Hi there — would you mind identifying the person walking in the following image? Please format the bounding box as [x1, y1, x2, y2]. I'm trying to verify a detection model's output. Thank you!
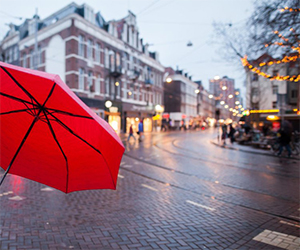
[221, 123, 227, 145]
[277, 121, 292, 157]
[228, 123, 236, 144]
[127, 124, 136, 142]
[138, 119, 144, 141]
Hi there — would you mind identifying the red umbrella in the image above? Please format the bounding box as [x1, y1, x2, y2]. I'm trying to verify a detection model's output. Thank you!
[0, 62, 124, 193]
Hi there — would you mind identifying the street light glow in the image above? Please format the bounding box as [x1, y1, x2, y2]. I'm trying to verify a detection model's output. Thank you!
[105, 100, 112, 108]
[235, 101, 240, 104]
[209, 94, 214, 99]
[224, 105, 229, 108]
[195, 89, 200, 94]
[220, 101, 225, 105]
[228, 94, 233, 98]
[166, 77, 172, 83]
[115, 81, 120, 86]
[222, 86, 227, 90]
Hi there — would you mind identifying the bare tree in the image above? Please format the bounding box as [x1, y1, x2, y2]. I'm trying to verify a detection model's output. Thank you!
[248, 0, 300, 58]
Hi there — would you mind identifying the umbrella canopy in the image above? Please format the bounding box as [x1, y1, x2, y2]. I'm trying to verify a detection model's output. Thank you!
[0, 62, 125, 193]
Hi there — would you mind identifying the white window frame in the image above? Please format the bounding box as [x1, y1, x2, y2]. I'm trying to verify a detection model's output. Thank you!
[78, 35, 84, 57]
[95, 74, 101, 94]
[79, 68, 85, 90]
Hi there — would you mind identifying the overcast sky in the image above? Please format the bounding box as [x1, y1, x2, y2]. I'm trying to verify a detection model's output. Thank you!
[0, 0, 254, 93]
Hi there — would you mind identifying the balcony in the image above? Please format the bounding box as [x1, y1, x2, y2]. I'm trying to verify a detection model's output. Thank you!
[109, 65, 122, 78]
[128, 70, 140, 80]
[145, 78, 154, 85]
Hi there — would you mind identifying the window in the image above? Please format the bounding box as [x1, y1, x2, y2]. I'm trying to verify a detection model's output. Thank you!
[291, 90, 298, 98]
[37, 46, 42, 65]
[23, 53, 27, 67]
[129, 54, 133, 70]
[29, 50, 34, 68]
[272, 85, 278, 95]
[104, 48, 109, 68]
[123, 81, 127, 98]
[252, 73, 258, 81]
[8, 48, 13, 62]
[95, 43, 100, 63]
[111, 79, 115, 98]
[105, 78, 109, 96]
[79, 68, 85, 90]
[272, 101, 277, 108]
[88, 71, 93, 91]
[116, 53, 121, 71]
[109, 50, 115, 71]
[78, 35, 84, 57]
[87, 39, 93, 60]
[95, 74, 101, 94]
[116, 81, 121, 97]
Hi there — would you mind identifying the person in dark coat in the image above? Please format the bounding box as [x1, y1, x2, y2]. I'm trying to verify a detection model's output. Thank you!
[221, 123, 227, 145]
[228, 124, 236, 144]
[277, 122, 292, 157]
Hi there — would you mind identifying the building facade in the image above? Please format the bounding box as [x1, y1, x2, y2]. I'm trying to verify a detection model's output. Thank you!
[244, 53, 299, 129]
[209, 76, 235, 119]
[163, 67, 198, 129]
[0, 2, 165, 134]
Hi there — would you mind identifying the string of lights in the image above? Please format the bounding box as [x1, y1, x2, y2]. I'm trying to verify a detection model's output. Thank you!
[279, 7, 300, 12]
[241, 55, 300, 82]
[258, 54, 299, 67]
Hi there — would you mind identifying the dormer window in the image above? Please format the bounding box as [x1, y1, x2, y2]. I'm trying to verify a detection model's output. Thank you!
[28, 19, 37, 36]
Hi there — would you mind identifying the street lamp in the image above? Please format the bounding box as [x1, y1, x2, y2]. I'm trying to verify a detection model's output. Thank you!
[105, 100, 112, 108]
[220, 101, 225, 105]
[209, 94, 214, 99]
[166, 77, 172, 83]
[222, 86, 227, 90]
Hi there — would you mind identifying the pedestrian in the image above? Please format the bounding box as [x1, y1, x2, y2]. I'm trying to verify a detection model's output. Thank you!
[277, 121, 292, 157]
[138, 119, 144, 141]
[228, 123, 236, 144]
[221, 123, 227, 145]
[127, 124, 136, 142]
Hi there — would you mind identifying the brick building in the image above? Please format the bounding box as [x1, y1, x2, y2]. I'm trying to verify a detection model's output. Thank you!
[0, 2, 164, 134]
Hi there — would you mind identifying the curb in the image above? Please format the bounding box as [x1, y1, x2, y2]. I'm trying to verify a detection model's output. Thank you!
[210, 140, 300, 161]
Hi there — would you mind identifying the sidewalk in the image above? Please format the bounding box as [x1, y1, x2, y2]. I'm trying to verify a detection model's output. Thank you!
[210, 138, 300, 160]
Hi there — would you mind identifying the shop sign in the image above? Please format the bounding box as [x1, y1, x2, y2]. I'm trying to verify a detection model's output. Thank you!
[109, 107, 118, 113]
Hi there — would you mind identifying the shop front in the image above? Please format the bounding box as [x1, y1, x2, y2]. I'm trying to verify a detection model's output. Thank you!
[78, 96, 105, 119]
[122, 103, 155, 133]
[104, 100, 122, 134]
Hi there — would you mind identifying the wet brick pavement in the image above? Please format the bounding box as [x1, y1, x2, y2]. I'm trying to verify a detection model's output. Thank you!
[0, 129, 299, 249]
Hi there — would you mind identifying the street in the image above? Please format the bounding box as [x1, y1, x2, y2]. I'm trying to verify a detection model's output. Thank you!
[0, 128, 299, 250]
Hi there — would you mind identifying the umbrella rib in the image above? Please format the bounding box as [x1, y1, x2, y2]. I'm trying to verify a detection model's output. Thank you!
[0, 108, 34, 116]
[0, 82, 56, 187]
[0, 92, 39, 107]
[0, 66, 41, 106]
[46, 111, 116, 189]
[43, 110, 69, 193]
[46, 112, 102, 155]
[46, 108, 94, 119]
